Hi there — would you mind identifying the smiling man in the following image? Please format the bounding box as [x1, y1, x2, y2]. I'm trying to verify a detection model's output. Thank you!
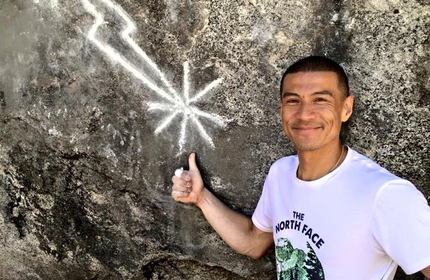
[171, 56, 430, 280]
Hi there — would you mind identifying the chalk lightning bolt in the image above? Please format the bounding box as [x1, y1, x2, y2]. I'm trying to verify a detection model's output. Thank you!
[81, 0, 225, 150]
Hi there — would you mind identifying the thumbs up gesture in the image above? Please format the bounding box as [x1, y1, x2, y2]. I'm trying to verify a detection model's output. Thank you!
[172, 153, 205, 206]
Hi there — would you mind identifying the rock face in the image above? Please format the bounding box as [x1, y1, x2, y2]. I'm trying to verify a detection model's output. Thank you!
[0, 0, 428, 279]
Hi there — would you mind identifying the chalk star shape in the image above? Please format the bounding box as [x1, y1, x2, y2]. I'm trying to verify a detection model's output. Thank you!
[148, 61, 225, 150]
[81, 0, 225, 150]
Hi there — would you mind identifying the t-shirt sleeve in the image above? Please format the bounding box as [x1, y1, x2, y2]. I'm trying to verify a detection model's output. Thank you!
[252, 173, 274, 233]
[371, 179, 430, 275]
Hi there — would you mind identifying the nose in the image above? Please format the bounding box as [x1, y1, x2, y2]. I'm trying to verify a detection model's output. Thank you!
[296, 101, 315, 121]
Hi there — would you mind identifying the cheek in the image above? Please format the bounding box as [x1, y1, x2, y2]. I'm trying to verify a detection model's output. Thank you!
[281, 108, 292, 120]
[318, 106, 339, 120]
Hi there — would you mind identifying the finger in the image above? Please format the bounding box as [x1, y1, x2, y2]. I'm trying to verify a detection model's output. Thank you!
[172, 190, 189, 200]
[172, 175, 182, 184]
[172, 175, 191, 185]
[173, 168, 190, 182]
[188, 153, 198, 172]
[172, 184, 191, 193]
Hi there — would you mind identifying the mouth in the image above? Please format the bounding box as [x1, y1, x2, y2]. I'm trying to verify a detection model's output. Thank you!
[292, 126, 321, 131]
[290, 125, 322, 135]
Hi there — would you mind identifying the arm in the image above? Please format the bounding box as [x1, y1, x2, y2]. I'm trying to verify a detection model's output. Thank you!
[172, 153, 274, 259]
[422, 266, 430, 278]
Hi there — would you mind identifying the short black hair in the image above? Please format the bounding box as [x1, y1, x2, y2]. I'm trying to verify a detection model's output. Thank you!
[280, 56, 350, 99]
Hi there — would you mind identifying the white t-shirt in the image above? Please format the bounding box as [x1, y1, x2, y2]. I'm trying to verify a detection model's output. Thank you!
[252, 147, 430, 280]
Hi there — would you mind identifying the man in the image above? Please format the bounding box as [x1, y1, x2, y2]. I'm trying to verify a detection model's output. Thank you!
[171, 56, 430, 279]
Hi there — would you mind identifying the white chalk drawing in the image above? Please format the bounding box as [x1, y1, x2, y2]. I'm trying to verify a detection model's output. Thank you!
[81, 0, 225, 150]
[148, 61, 225, 149]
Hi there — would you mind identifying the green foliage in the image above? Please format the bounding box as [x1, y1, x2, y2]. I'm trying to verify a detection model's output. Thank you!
[275, 238, 325, 280]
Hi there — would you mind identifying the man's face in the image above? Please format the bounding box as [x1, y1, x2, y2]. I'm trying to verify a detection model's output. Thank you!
[280, 71, 353, 152]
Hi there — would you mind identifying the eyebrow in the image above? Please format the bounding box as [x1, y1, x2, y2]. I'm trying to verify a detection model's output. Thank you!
[281, 92, 298, 99]
[281, 90, 334, 100]
[313, 90, 334, 97]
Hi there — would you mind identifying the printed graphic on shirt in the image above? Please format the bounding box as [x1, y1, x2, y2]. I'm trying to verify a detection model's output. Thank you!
[274, 211, 325, 280]
[275, 211, 325, 249]
[276, 238, 325, 280]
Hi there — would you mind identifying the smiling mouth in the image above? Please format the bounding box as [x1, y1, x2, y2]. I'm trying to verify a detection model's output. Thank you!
[290, 126, 323, 136]
[293, 126, 321, 131]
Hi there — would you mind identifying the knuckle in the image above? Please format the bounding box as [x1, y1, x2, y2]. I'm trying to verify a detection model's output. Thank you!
[172, 191, 185, 200]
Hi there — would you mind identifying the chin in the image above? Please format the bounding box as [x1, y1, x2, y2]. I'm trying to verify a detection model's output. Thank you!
[288, 136, 318, 149]
[291, 141, 321, 151]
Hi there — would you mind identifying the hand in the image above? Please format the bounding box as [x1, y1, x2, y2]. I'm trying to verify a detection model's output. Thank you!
[171, 153, 205, 205]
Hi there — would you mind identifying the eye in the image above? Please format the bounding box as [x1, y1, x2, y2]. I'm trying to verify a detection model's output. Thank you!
[284, 99, 299, 105]
[314, 97, 328, 103]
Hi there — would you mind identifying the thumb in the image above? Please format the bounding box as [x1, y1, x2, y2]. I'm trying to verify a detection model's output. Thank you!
[188, 153, 199, 171]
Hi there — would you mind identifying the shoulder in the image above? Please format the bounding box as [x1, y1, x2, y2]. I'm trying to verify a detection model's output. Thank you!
[336, 148, 419, 199]
[376, 179, 423, 205]
[269, 154, 298, 174]
[345, 148, 403, 183]
[262, 155, 298, 183]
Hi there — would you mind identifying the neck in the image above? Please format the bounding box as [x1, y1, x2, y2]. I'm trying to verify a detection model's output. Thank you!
[296, 144, 346, 181]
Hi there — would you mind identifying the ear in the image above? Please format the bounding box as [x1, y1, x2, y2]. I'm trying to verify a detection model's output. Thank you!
[341, 95, 354, 122]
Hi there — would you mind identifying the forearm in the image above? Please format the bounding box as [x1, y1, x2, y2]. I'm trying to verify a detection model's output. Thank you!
[196, 188, 271, 258]
[171, 153, 273, 258]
